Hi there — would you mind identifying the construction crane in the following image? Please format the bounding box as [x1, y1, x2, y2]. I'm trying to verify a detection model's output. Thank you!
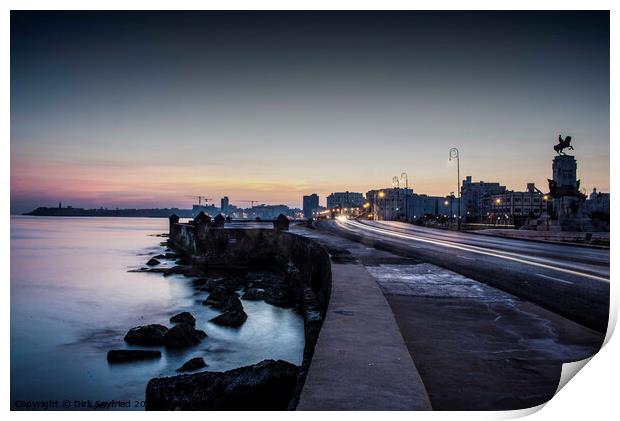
[185, 195, 213, 206]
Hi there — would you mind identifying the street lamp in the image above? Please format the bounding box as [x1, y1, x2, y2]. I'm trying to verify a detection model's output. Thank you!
[378, 191, 386, 220]
[449, 148, 461, 230]
[449, 192, 454, 226]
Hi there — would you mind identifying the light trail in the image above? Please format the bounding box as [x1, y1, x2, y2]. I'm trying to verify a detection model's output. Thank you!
[337, 219, 609, 282]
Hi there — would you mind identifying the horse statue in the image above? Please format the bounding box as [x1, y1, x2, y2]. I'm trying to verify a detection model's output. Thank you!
[554, 134, 574, 155]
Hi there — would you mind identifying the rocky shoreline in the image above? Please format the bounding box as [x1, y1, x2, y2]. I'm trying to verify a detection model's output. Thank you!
[112, 222, 329, 410]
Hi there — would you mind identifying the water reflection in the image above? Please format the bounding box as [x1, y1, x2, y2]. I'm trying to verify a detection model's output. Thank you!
[11, 216, 304, 410]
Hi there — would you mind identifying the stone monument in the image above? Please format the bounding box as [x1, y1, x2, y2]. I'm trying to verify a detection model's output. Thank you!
[540, 135, 591, 231]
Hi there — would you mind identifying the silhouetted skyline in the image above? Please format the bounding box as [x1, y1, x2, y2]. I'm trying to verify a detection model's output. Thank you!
[11, 11, 609, 213]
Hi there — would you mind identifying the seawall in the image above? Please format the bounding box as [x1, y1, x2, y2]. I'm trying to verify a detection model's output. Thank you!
[168, 217, 431, 410]
[169, 218, 331, 408]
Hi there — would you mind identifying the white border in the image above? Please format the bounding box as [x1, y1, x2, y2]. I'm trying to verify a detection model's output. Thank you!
[3, 2, 617, 420]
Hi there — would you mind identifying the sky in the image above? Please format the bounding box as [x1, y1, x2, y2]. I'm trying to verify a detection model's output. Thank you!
[10, 11, 609, 213]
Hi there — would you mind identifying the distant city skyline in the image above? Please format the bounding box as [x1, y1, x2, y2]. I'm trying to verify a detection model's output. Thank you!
[11, 11, 609, 213]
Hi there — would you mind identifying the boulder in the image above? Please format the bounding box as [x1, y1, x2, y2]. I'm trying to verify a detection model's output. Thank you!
[265, 289, 295, 308]
[209, 309, 248, 327]
[107, 350, 161, 363]
[164, 265, 196, 277]
[163, 323, 207, 348]
[145, 359, 299, 410]
[202, 287, 238, 306]
[242, 287, 266, 301]
[177, 357, 207, 372]
[214, 294, 243, 312]
[146, 258, 161, 266]
[170, 312, 196, 326]
[124, 324, 168, 345]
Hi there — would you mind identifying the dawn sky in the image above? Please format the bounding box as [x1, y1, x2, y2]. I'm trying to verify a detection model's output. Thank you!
[10, 11, 609, 213]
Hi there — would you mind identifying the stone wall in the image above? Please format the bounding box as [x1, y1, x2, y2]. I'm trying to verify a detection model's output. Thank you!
[168, 221, 332, 409]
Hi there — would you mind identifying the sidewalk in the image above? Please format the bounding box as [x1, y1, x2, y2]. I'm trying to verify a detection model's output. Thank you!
[296, 262, 432, 410]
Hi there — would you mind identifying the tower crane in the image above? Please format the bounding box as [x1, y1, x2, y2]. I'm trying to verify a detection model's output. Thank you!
[185, 195, 213, 206]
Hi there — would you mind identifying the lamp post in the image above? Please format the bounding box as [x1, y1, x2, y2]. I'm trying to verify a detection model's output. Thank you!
[449, 148, 461, 230]
[450, 192, 454, 227]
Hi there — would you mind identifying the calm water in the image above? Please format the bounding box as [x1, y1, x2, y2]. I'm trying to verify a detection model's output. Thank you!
[11, 216, 304, 410]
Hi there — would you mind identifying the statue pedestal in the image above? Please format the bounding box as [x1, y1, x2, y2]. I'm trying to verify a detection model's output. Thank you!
[552, 155, 578, 193]
[540, 155, 591, 231]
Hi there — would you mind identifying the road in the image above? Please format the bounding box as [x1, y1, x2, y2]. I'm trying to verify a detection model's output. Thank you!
[322, 219, 610, 332]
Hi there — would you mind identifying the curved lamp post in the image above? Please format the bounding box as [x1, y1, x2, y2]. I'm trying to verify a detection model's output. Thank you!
[449, 148, 461, 230]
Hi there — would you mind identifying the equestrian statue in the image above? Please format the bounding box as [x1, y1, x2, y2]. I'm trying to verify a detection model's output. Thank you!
[554, 134, 574, 155]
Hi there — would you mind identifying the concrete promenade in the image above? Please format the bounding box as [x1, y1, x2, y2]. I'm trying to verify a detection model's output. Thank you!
[297, 261, 432, 410]
[292, 224, 604, 410]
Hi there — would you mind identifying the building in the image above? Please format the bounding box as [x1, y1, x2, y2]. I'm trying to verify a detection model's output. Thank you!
[191, 204, 219, 218]
[482, 183, 544, 226]
[366, 188, 413, 220]
[460, 176, 507, 220]
[326, 191, 365, 210]
[220, 196, 229, 214]
[585, 188, 610, 214]
[405, 194, 463, 221]
[302, 194, 320, 219]
[251, 204, 293, 220]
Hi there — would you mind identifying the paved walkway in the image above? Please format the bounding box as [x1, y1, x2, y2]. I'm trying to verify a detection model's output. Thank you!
[296, 261, 431, 410]
[292, 225, 603, 411]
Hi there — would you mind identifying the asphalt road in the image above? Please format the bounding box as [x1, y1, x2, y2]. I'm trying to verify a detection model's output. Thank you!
[321, 219, 610, 332]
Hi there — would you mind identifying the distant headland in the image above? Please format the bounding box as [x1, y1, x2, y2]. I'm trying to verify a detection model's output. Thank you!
[22, 206, 194, 218]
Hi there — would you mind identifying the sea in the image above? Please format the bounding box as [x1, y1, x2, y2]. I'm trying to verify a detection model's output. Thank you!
[10, 216, 304, 410]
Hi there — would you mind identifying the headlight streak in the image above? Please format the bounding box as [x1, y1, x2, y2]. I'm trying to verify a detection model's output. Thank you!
[335, 219, 608, 282]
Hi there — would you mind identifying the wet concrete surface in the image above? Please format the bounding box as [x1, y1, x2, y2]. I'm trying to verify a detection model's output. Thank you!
[368, 264, 603, 410]
[324, 219, 609, 333]
[292, 226, 604, 410]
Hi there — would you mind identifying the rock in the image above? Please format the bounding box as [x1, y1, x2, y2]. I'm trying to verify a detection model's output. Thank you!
[242, 271, 294, 308]
[164, 265, 194, 277]
[164, 252, 178, 259]
[199, 276, 245, 292]
[163, 323, 207, 348]
[242, 287, 266, 301]
[202, 287, 238, 306]
[170, 312, 196, 326]
[177, 357, 207, 372]
[265, 289, 295, 308]
[209, 309, 248, 327]
[146, 258, 161, 266]
[154, 254, 166, 259]
[107, 350, 161, 363]
[146, 268, 169, 273]
[145, 359, 299, 410]
[124, 324, 168, 345]
[216, 294, 243, 312]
